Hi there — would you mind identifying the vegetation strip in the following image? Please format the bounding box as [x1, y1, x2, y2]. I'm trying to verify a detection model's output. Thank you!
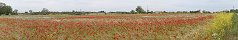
[205, 13, 238, 40]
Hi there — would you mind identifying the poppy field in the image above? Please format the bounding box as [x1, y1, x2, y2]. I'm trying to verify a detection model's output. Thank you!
[0, 13, 237, 40]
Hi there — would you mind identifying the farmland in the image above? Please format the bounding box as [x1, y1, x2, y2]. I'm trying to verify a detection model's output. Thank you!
[0, 13, 237, 40]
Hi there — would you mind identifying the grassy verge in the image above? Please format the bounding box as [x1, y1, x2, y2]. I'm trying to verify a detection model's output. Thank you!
[223, 13, 238, 40]
[206, 13, 238, 40]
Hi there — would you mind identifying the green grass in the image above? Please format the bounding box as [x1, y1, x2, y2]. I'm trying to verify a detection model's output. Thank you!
[206, 13, 238, 40]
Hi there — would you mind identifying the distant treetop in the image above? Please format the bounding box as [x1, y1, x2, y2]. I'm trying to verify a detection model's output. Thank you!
[135, 6, 146, 14]
[0, 2, 6, 7]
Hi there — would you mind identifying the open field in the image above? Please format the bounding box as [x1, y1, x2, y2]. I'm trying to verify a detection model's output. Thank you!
[0, 13, 237, 40]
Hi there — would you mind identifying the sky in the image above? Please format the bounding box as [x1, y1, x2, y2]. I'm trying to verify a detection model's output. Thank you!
[1, 0, 237, 12]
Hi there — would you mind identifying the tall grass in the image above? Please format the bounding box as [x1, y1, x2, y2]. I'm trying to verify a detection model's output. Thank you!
[206, 13, 238, 40]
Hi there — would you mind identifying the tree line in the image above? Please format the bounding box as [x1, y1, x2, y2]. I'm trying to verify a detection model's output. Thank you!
[1, 2, 238, 15]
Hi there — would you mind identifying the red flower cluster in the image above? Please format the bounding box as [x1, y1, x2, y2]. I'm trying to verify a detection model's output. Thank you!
[0, 14, 214, 39]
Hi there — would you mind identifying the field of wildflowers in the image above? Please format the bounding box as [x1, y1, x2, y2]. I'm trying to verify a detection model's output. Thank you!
[0, 13, 237, 40]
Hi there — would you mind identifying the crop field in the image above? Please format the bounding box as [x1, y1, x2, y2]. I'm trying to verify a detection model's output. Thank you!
[0, 13, 237, 40]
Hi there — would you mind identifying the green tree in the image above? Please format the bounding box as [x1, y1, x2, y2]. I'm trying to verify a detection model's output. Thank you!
[135, 6, 146, 14]
[0, 5, 12, 15]
[230, 9, 238, 13]
[41, 8, 49, 15]
[130, 10, 136, 14]
[12, 9, 18, 15]
[29, 10, 33, 13]
[236, 9, 238, 13]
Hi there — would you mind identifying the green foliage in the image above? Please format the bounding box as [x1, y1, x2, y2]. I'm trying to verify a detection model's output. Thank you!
[11, 9, 18, 15]
[130, 10, 136, 14]
[41, 8, 49, 15]
[230, 9, 238, 13]
[25, 12, 28, 13]
[223, 13, 238, 40]
[206, 13, 238, 40]
[135, 6, 146, 14]
[0, 5, 12, 15]
[29, 10, 33, 13]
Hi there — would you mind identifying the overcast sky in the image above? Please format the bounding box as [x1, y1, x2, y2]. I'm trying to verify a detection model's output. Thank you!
[1, 0, 237, 12]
